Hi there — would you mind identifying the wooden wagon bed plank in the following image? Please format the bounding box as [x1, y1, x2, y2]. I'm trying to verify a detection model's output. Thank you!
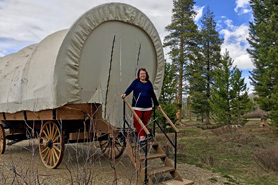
[4, 112, 25, 120]
[0, 113, 4, 120]
[1, 103, 101, 121]
[26, 110, 53, 120]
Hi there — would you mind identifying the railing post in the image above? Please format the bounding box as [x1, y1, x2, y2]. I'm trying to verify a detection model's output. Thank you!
[144, 140, 148, 184]
[123, 101, 126, 137]
[175, 131, 177, 169]
[153, 105, 156, 137]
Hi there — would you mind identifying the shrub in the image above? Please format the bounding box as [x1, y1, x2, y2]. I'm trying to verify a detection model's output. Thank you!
[243, 108, 268, 118]
[211, 125, 240, 136]
[252, 148, 278, 172]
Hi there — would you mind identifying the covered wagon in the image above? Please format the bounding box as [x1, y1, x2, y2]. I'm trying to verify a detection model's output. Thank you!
[0, 3, 191, 185]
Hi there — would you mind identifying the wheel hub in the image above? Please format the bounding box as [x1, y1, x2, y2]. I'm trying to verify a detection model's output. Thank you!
[46, 139, 53, 149]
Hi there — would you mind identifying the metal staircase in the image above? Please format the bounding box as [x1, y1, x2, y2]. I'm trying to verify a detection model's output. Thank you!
[123, 99, 194, 185]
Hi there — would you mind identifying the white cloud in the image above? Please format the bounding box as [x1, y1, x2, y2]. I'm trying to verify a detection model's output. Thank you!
[220, 18, 253, 70]
[194, 5, 205, 22]
[0, 0, 173, 56]
[234, 0, 251, 14]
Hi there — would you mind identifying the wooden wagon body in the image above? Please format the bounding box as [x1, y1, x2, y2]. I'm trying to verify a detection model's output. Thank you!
[0, 2, 164, 169]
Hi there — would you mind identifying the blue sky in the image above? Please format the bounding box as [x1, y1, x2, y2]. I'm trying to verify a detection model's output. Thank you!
[194, 0, 253, 90]
[0, 0, 253, 91]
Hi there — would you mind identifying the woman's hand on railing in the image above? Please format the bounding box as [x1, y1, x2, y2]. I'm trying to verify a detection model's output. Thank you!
[121, 94, 126, 99]
[157, 105, 161, 110]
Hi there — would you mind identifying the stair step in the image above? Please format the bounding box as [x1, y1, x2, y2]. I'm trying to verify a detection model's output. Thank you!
[147, 166, 175, 176]
[140, 153, 166, 161]
[162, 179, 194, 185]
[131, 141, 158, 147]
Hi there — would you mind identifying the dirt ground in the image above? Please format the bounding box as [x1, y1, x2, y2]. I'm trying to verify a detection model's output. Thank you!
[0, 139, 234, 185]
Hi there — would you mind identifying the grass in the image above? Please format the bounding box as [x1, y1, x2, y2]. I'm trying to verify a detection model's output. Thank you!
[156, 119, 278, 185]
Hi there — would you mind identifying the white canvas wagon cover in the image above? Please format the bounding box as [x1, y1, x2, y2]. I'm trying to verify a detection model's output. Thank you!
[0, 3, 164, 127]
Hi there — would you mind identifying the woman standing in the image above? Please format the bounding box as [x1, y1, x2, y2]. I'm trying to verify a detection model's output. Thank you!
[121, 68, 161, 142]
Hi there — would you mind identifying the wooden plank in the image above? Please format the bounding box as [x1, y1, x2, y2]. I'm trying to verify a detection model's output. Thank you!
[140, 153, 166, 161]
[56, 107, 84, 120]
[95, 118, 116, 135]
[26, 110, 53, 120]
[159, 108, 179, 133]
[4, 112, 24, 120]
[123, 98, 150, 135]
[69, 132, 90, 140]
[56, 104, 99, 120]
[162, 179, 194, 185]
[147, 166, 175, 176]
[8, 129, 26, 134]
[152, 138, 183, 181]
[1, 103, 101, 121]
[0, 113, 4, 120]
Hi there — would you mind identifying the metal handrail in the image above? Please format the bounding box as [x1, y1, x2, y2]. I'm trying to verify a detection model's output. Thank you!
[123, 98, 150, 135]
[153, 106, 178, 169]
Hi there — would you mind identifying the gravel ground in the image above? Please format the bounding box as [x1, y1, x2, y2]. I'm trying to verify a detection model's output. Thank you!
[0, 139, 235, 185]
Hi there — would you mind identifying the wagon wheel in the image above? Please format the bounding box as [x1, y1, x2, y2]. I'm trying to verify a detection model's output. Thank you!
[39, 121, 65, 169]
[0, 124, 6, 154]
[99, 134, 125, 159]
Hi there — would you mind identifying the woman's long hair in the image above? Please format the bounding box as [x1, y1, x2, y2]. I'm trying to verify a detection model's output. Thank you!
[136, 68, 149, 81]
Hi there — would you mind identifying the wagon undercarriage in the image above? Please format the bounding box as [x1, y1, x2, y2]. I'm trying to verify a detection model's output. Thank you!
[0, 103, 125, 169]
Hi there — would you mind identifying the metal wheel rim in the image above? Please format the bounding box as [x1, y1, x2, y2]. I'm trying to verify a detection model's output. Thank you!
[99, 137, 125, 159]
[39, 121, 64, 168]
[0, 124, 5, 154]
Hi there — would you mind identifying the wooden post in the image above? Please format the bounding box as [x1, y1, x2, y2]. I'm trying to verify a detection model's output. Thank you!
[159, 108, 179, 133]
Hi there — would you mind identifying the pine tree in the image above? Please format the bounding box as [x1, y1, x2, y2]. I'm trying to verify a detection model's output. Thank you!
[210, 50, 252, 125]
[164, 0, 199, 123]
[188, 51, 206, 122]
[189, 7, 223, 124]
[157, 63, 178, 128]
[248, 0, 278, 125]
[210, 50, 236, 125]
[230, 69, 253, 125]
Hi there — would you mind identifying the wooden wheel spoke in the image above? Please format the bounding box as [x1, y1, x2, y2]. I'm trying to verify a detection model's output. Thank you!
[102, 142, 110, 152]
[53, 127, 58, 139]
[52, 135, 60, 143]
[51, 124, 55, 139]
[52, 147, 59, 160]
[53, 146, 61, 153]
[41, 136, 48, 143]
[52, 151, 57, 165]
[48, 150, 52, 166]
[41, 146, 48, 154]
[43, 130, 49, 140]
[45, 125, 50, 138]
[48, 124, 52, 139]
[115, 145, 121, 153]
[43, 149, 50, 160]
[99, 141, 106, 148]
[99, 137, 125, 159]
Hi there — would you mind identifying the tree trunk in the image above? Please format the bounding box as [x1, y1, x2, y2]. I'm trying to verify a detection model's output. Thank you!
[205, 42, 211, 125]
[188, 96, 191, 121]
[177, 38, 184, 123]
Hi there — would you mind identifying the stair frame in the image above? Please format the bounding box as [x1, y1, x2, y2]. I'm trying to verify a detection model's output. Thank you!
[122, 100, 185, 184]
